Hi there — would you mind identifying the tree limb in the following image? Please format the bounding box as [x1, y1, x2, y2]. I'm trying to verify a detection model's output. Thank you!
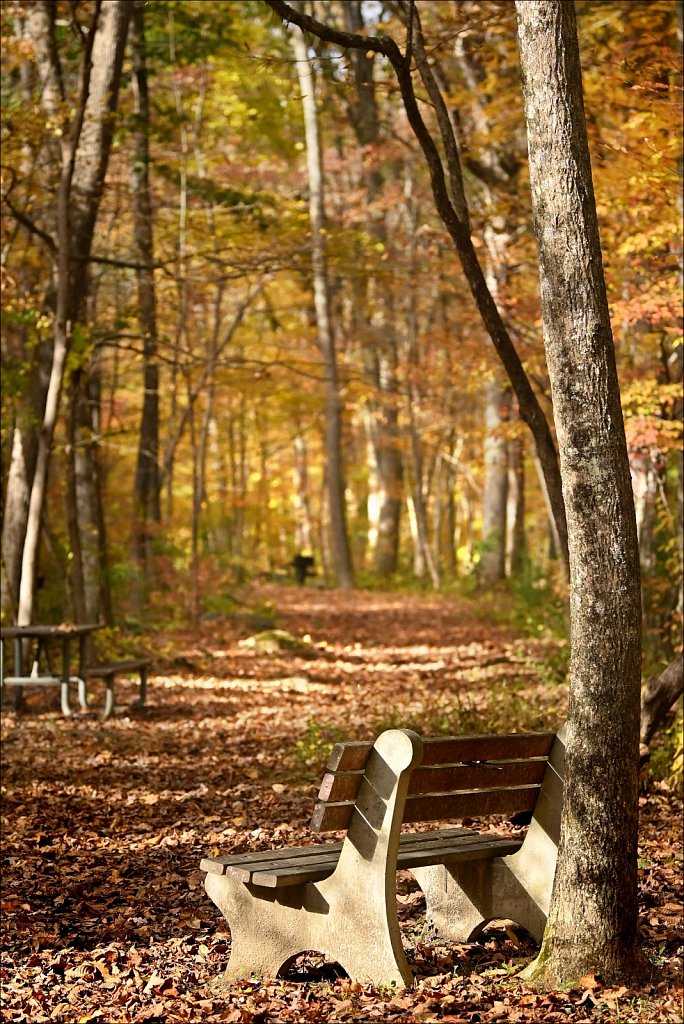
[640, 653, 684, 754]
[1, 194, 57, 255]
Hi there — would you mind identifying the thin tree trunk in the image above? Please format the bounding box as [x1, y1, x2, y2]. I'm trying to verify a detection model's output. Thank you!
[18, 0, 131, 626]
[506, 435, 527, 576]
[293, 434, 314, 555]
[130, 0, 161, 594]
[479, 382, 510, 587]
[0, 27, 51, 622]
[290, 17, 353, 589]
[403, 167, 439, 589]
[344, 0, 402, 577]
[516, 0, 645, 986]
[2, 425, 38, 620]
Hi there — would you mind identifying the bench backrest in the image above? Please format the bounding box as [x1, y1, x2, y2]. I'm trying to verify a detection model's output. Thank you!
[311, 730, 556, 833]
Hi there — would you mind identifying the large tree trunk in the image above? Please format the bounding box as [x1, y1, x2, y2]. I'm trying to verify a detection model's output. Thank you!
[291, 19, 353, 588]
[516, 0, 645, 986]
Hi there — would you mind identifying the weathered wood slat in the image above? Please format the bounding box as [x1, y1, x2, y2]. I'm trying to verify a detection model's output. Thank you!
[327, 740, 375, 772]
[83, 658, 149, 678]
[205, 828, 521, 888]
[327, 731, 555, 772]
[420, 733, 555, 765]
[398, 832, 521, 867]
[318, 758, 548, 803]
[200, 842, 343, 875]
[403, 786, 539, 822]
[200, 823, 481, 880]
[249, 833, 523, 888]
[229, 851, 340, 883]
[312, 784, 539, 833]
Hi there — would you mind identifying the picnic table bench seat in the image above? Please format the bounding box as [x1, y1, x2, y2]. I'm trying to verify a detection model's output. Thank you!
[202, 726, 565, 989]
[80, 658, 150, 718]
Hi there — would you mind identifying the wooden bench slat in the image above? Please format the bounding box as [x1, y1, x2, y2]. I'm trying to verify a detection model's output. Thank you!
[420, 732, 555, 766]
[205, 849, 340, 881]
[312, 784, 540, 833]
[83, 659, 149, 678]
[318, 758, 548, 803]
[249, 833, 524, 888]
[399, 832, 521, 867]
[201, 828, 478, 880]
[326, 731, 555, 772]
[200, 842, 343, 875]
[403, 786, 540, 823]
[209, 828, 522, 889]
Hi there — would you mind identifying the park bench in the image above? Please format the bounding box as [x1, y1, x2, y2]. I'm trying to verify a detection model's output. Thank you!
[202, 725, 565, 989]
[80, 658, 150, 719]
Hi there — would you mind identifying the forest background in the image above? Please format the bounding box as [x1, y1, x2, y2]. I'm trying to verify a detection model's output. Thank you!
[1, 0, 682, 664]
[1, 1, 683, 1020]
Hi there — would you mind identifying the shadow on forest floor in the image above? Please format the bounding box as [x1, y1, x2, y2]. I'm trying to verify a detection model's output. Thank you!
[1, 585, 682, 1022]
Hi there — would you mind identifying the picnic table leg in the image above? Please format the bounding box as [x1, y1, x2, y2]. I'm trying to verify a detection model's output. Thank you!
[132, 665, 147, 708]
[77, 633, 89, 710]
[13, 637, 25, 711]
[102, 674, 116, 719]
[59, 636, 74, 717]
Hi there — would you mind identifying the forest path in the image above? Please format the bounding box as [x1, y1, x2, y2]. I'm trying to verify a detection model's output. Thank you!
[1, 586, 680, 1022]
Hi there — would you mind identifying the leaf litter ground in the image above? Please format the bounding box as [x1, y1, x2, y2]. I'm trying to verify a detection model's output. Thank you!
[1, 585, 682, 1023]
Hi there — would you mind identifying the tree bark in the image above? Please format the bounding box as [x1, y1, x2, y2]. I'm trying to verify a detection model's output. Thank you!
[290, 17, 354, 588]
[516, 0, 645, 986]
[479, 382, 510, 587]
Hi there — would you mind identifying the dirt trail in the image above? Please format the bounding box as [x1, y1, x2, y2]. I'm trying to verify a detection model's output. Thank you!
[1, 586, 681, 1022]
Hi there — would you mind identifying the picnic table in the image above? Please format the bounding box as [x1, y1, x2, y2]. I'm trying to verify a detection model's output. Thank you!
[0, 623, 101, 717]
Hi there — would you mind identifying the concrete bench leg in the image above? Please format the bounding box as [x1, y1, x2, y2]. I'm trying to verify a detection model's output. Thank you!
[205, 729, 422, 989]
[414, 855, 548, 944]
[205, 867, 412, 988]
[205, 874, 313, 982]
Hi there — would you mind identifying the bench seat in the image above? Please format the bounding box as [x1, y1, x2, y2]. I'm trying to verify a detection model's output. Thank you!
[202, 828, 522, 888]
[80, 658, 150, 718]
